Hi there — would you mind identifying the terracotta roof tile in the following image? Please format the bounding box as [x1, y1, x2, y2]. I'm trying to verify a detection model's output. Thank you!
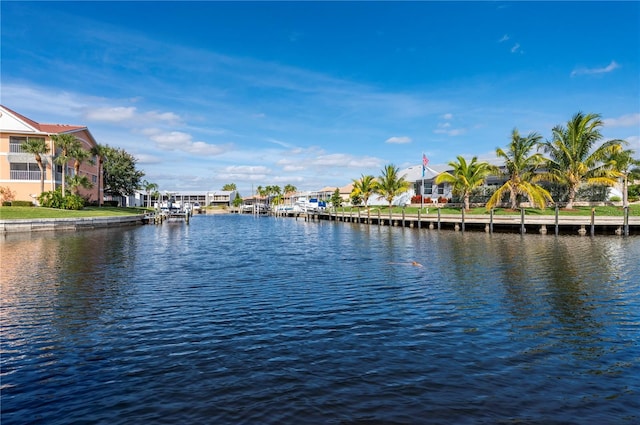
[1, 104, 86, 134]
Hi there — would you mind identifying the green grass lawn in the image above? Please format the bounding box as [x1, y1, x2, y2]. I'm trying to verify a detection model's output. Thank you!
[0, 206, 150, 220]
[2, 204, 638, 220]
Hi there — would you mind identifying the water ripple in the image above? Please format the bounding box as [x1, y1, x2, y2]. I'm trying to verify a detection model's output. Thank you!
[1, 216, 639, 424]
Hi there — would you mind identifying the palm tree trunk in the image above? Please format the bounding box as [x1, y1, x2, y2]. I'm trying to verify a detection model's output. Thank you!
[35, 156, 45, 195]
[98, 159, 103, 206]
[509, 185, 518, 210]
[61, 165, 66, 195]
[623, 175, 628, 208]
[464, 194, 470, 211]
[566, 185, 577, 209]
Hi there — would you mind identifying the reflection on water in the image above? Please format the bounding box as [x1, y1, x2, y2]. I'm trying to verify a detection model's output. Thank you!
[1, 216, 639, 424]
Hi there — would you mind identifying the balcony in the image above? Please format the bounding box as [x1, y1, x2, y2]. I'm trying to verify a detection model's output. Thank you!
[10, 170, 42, 180]
[9, 143, 27, 153]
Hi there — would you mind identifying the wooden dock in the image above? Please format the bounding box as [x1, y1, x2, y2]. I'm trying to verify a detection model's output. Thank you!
[274, 208, 639, 236]
[144, 210, 191, 225]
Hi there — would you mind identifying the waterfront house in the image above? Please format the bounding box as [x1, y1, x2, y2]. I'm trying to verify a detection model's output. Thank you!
[0, 105, 100, 204]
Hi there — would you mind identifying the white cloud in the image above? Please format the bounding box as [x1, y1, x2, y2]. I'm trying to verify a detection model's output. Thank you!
[142, 128, 232, 156]
[434, 126, 466, 136]
[85, 106, 182, 125]
[434, 120, 465, 136]
[215, 165, 271, 182]
[267, 138, 295, 148]
[626, 135, 640, 151]
[311, 154, 381, 168]
[283, 165, 304, 172]
[1, 83, 86, 118]
[385, 136, 412, 144]
[442, 113, 453, 120]
[498, 34, 509, 43]
[603, 113, 640, 127]
[85, 106, 136, 122]
[571, 60, 620, 77]
[222, 165, 271, 174]
[511, 43, 521, 53]
[134, 153, 163, 164]
[145, 110, 181, 124]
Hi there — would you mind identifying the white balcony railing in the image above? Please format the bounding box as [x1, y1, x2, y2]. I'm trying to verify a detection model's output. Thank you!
[10, 170, 42, 180]
[9, 143, 27, 153]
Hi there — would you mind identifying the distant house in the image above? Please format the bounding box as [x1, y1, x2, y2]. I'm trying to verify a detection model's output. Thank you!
[0, 105, 100, 203]
[208, 190, 237, 206]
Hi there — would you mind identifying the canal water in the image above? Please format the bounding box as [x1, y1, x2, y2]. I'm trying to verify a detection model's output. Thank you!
[1, 215, 639, 424]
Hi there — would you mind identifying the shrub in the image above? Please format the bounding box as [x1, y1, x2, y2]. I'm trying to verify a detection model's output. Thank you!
[0, 186, 16, 203]
[39, 190, 65, 208]
[609, 196, 622, 202]
[38, 189, 85, 210]
[11, 200, 34, 207]
[438, 196, 449, 204]
[2, 201, 12, 206]
[104, 200, 119, 207]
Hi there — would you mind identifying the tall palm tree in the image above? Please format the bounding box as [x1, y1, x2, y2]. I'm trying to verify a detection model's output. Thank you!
[351, 174, 378, 209]
[22, 137, 50, 195]
[272, 185, 282, 205]
[608, 148, 640, 207]
[52, 134, 81, 196]
[284, 184, 297, 205]
[486, 129, 553, 210]
[90, 144, 108, 206]
[540, 112, 623, 209]
[142, 180, 159, 208]
[435, 156, 492, 210]
[375, 164, 410, 212]
[70, 143, 91, 176]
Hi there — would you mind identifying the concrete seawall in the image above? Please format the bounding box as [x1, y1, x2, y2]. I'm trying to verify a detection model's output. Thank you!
[1, 215, 145, 234]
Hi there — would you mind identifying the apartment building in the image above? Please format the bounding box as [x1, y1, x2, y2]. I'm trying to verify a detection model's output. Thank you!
[0, 105, 100, 203]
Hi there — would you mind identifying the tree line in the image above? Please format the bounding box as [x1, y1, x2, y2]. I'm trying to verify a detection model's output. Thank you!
[22, 133, 145, 209]
[352, 112, 640, 211]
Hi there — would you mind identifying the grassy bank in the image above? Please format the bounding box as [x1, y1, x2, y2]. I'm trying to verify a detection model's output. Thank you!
[0, 206, 149, 220]
[2, 204, 638, 220]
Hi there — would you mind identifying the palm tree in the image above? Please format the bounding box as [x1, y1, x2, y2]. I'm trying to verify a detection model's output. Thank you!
[608, 148, 640, 207]
[90, 144, 108, 206]
[435, 156, 492, 211]
[22, 137, 50, 195]
[67, 174, 93, 195]
[375, 164, 410, 213]
[70, 143, 91, 177]
[272, 185, 282, 205]
[284, 184, 297, 205]
[52, 134, 81, 196]
[351, 174, 378, 209]
[486, 129, 553, 210]
[540, 112, 623, 209]
[142, 180, 159, 208]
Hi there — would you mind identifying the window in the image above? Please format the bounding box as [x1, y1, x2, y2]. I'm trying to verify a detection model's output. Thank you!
[9, 137, 27, 153]
[10, 163, 42, 180]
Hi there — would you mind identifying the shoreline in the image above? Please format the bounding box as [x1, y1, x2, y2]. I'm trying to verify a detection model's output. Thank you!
[0, 215, 145, 234]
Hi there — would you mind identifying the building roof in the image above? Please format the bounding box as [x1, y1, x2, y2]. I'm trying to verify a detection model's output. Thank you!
[0, 104, 88, 135]
[400, 164, 448, 182]
[339, 183, 354, 194]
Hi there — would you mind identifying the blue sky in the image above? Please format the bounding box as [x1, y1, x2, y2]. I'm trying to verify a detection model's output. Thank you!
[2, 1, 639, 196]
